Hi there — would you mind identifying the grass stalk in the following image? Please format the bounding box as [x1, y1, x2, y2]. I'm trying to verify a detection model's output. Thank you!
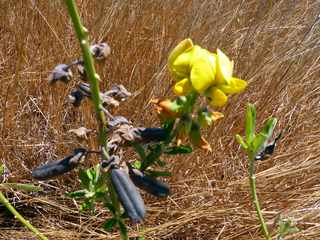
[0, 192, 48, 240]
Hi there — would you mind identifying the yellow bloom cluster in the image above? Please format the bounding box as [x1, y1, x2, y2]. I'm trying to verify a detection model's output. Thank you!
[168, 39, 247, 107]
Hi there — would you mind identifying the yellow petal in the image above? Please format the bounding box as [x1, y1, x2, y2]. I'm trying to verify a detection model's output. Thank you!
[219, 77, 247, 94]
[173, 78, 193, 96]
[168, 39, 193, 79]
[216, 48, 233, 85]
[206, 87, 228, 107]
[190, 55, 215, 94]
[171, 51, 193, 80]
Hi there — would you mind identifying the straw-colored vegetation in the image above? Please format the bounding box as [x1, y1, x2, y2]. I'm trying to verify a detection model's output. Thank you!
[0, 0, 320, 239]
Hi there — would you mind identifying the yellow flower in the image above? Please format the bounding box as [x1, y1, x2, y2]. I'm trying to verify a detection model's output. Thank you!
[168, 39, 247, 107]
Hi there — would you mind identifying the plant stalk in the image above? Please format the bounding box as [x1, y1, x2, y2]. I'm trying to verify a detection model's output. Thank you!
[248, 152, 271, 240]
[64, 0, 122, 235]
[0, 192, 48, 240]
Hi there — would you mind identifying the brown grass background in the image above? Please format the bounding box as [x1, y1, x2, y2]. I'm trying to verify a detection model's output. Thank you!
[0, 0, 320, 239]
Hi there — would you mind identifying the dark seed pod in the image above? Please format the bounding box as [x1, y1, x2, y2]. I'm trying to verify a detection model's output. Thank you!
[110, 167, 145, 223]
[136, 128, 168, 142]
[48, 64, 73, 85]
[90, 43, 111, 60]
[128, 167, 170, 197]
[32, 148, 87, 180]
[67, 90, 85, 107]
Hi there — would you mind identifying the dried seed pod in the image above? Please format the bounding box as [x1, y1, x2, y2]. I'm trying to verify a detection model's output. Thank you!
[111, 167, 145, 223]
[48, 64, 73, 85]
[77, 61, 87, 80]
[67, 90, 85, 107]
[78, 82, 92, 97]
[128, 167, 170, 197]
[107, 116, 130, 130]
[90, 43, 111, 60]
[32, 148, 87, 180]
[105, 85, 132, 102]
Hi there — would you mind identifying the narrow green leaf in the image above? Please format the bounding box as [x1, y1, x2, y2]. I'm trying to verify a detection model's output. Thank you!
[79, 169, 92, 188]
[245, 103, 256, 145]
[146, 170, 172, 178]
[118, 219, 128, 240]
[0, 164, 4, 176]
[102, 218, 117, 232]
[164, 145, 192, 154]
[132, 143, 146, 161]
[252, 117, 277, 154]
[141, 144, 162, 171]
[235, 134, 248, 150]
[0, 183, 43, 192]
[104, 202, 116, 215]
[66, 189, 88, 198]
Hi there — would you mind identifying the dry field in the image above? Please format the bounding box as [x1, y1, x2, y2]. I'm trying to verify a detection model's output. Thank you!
[0, 0, 320, 239]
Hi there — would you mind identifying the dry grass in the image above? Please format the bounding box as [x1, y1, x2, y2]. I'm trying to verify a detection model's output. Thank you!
[0, 0, 320, 239]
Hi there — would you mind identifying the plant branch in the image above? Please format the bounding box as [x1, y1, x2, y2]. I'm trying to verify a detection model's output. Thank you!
[0, 192, 48, 240]
[248, 152, 271, 240]
[64, 0, 122, 233]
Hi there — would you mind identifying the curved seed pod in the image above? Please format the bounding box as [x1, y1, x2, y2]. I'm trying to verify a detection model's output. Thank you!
[111, 167, 145, 223]
[128, 167, 170, 197]
[48, 64, 73, 85]
[32, 148, 87, 180]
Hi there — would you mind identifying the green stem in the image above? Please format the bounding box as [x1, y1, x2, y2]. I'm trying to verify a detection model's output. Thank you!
[248, 152, 271, 240]
[0, 192, 48, 240]
[64, 0, 122, 237]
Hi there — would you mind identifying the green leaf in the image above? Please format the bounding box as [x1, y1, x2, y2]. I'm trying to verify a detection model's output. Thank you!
[235, 134, 248, 150]
[146, 170, 172, 178]
[141, 144, 162, 171]
[162, 119, 175, 134]
[79, 169, 92, 189]
[164, 145, 192, 154]
[132, 143, 146, 161]
[66, 189, 88, 198]
[93, 164, 100, 184]
[104, 202, 116, 215]
[118, 219, 128, 240]
[277, 218, 299, 238]
[133, 160, 142, 170]
[0, 164, 4, 176]
[245, 103, 256, 145]
[102, 218, 117, 232]
[252, 117, 277, 154]
[0, 183, 43, 192]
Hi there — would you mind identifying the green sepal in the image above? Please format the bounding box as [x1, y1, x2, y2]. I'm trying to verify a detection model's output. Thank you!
[245, 103, 256, 145]
[235, 134, 248, 150]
